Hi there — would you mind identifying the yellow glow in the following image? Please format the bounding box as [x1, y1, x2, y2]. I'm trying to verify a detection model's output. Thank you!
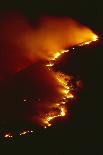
[46, 63, 54, 67]
[84, 41, 92, 45]
[67, 94, 74, 98]
[19, 130, 30, 135]
[79, 34, 98, 46]
[62, 89, 69, 95]
[51, 50, 69, 61]
[42, 105, 67, 127]
[92, 35, 98, 41]
[52, 52, 61, 60]
[60, 107, 66, 116]
[17, 130, 34, 136]
[42, 71, 73, 127]
[61, 50, 69, 53]
[79, 41, 92, 46]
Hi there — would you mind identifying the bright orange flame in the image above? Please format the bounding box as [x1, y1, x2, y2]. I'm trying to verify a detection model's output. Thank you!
[92, 34, 98, 41]
[0, 13, 99, 137]
[43, 105, 67, 127]
[40, 69, 73, 127]
[42, 33, 98, 128]
[79, 34, 98, 46]
[60, 107, 66, 116]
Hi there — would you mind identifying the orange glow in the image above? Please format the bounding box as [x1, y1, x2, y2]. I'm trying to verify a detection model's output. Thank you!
[42, 105, 67, 127]
[42, 33, 98, 128]
[41, 63, 73, 127]
[0, 13, 99, 133]
[52, 52, 61, 60]
[0, 14, 99, 78]
[40, 71, 72, 127]
[18, 17, 99, 63]
[79, 34, 98, 46]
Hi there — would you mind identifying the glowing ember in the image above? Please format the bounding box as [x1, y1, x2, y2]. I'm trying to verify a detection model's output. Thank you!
[4, 133, 13, 138]
[3, 130, 34, 138]
[19, 130, 34, 136]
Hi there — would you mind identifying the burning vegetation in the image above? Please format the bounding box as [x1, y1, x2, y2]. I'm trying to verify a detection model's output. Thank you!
[41, 34, 98, 128]
[0, 12, 98, 138]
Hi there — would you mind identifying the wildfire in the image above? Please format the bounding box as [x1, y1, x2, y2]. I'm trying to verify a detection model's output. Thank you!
[43, 105, 67, 127]
[43, 33, 98, 128]
[79, 34, 98, 46]
[40, 70, 74, 128]
[0, 14, 99, 138]
[51, 50, 69, 61]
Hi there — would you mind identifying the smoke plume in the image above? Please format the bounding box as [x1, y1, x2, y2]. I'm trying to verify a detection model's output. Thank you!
[0, 12, 97, 127]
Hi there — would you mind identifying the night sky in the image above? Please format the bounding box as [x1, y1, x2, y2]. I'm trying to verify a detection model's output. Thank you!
[0, 0, 103, 154]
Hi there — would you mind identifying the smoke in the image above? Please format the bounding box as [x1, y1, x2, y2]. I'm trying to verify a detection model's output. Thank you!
[0, 12, 96, 127]
[0, 12, 95, 81]
[20, 16, 96, 60]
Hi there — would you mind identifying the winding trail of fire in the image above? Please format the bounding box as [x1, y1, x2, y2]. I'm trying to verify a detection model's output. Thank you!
[43, 34, 98, 128]
[3, 34, 98, 139]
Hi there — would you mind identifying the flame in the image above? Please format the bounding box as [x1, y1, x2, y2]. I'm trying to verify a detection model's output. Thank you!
[60, 107, 66, 116]
[19, 130, 34, 135]
[92, 34, 98, 41]
[4, 133, 13, 138]
[0, 14, 99, 78]
[43, 105, 67, 127]
[42, 63, 73, 127]
[46, 34, 98, 65]
[42, 34, 98, 128]
[0, 13, 99, 136]
[79, 34, 98, 46]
